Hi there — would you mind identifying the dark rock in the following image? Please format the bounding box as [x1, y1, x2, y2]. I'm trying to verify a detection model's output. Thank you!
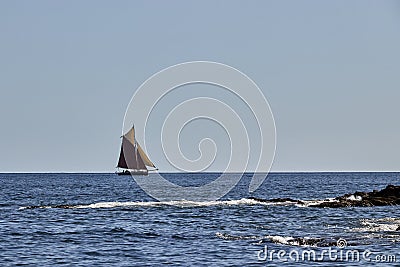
[249, 197, 304, 204]
[311, 185, 400, 208]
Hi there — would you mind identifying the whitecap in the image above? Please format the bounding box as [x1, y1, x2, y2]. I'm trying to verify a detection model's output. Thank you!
[346, 195, 362, 201]
[351, 218, 400, 232]
[19, 197, 309, 210]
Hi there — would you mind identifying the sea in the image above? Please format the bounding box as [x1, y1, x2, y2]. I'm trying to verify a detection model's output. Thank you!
[1, 172, 399, 266]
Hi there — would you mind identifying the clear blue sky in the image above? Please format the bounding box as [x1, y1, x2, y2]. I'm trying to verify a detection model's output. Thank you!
[0, 0, 399, 172]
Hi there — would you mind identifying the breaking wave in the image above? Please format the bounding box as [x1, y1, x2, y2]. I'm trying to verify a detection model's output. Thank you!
[215, 217, 400, 247]
[351, 218, 400, 233]
[18, 197, 343, 210]
[19, 198, 278, 210]
[215, 232, 338, 247]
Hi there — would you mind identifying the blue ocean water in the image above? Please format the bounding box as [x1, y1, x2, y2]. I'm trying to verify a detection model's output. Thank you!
[0, 172, 399, 266]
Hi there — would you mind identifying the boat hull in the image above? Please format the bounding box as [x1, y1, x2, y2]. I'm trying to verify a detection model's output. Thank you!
[117, 169, 148, 176]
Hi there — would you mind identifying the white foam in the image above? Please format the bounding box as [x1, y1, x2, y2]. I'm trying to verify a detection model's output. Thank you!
[346, 195, 362, 201]
[266, 235, 295, 245]
[18, 205, 51, 210]
[372, 217, 400, 223]
[19, 197, 334, 210]
[215, 232, 294, 243]
[351, 218, 400, 232]
[75, 198, 266, 209]
[76, 201, 163, 209]
[19, 198, 273, 210]
[215, 232, 320, 247]
[215, 232, 258, 240]
[297, 198, 338, 207]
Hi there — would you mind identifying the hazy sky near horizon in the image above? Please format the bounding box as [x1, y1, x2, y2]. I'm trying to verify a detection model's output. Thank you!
[1, 1, 399, 172]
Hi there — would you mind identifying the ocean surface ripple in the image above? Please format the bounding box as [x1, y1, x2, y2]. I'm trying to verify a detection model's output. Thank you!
[1, 172, 399, 266]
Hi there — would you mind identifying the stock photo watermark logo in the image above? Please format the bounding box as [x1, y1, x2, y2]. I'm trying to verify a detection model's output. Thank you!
[257, 238, 397, 263]
[122, 61, 276, 202]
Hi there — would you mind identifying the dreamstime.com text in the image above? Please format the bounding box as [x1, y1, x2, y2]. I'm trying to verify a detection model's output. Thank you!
[257, 243, 397, 263]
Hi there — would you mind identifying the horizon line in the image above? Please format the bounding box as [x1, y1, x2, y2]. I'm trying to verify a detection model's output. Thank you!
[1, 170, 400, 174]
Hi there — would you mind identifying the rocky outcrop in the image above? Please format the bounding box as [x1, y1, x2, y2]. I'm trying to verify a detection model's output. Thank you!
[310, 185, 400, 208]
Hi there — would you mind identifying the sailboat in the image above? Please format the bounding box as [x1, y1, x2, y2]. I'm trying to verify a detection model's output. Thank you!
[116, 125, 157, 175]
